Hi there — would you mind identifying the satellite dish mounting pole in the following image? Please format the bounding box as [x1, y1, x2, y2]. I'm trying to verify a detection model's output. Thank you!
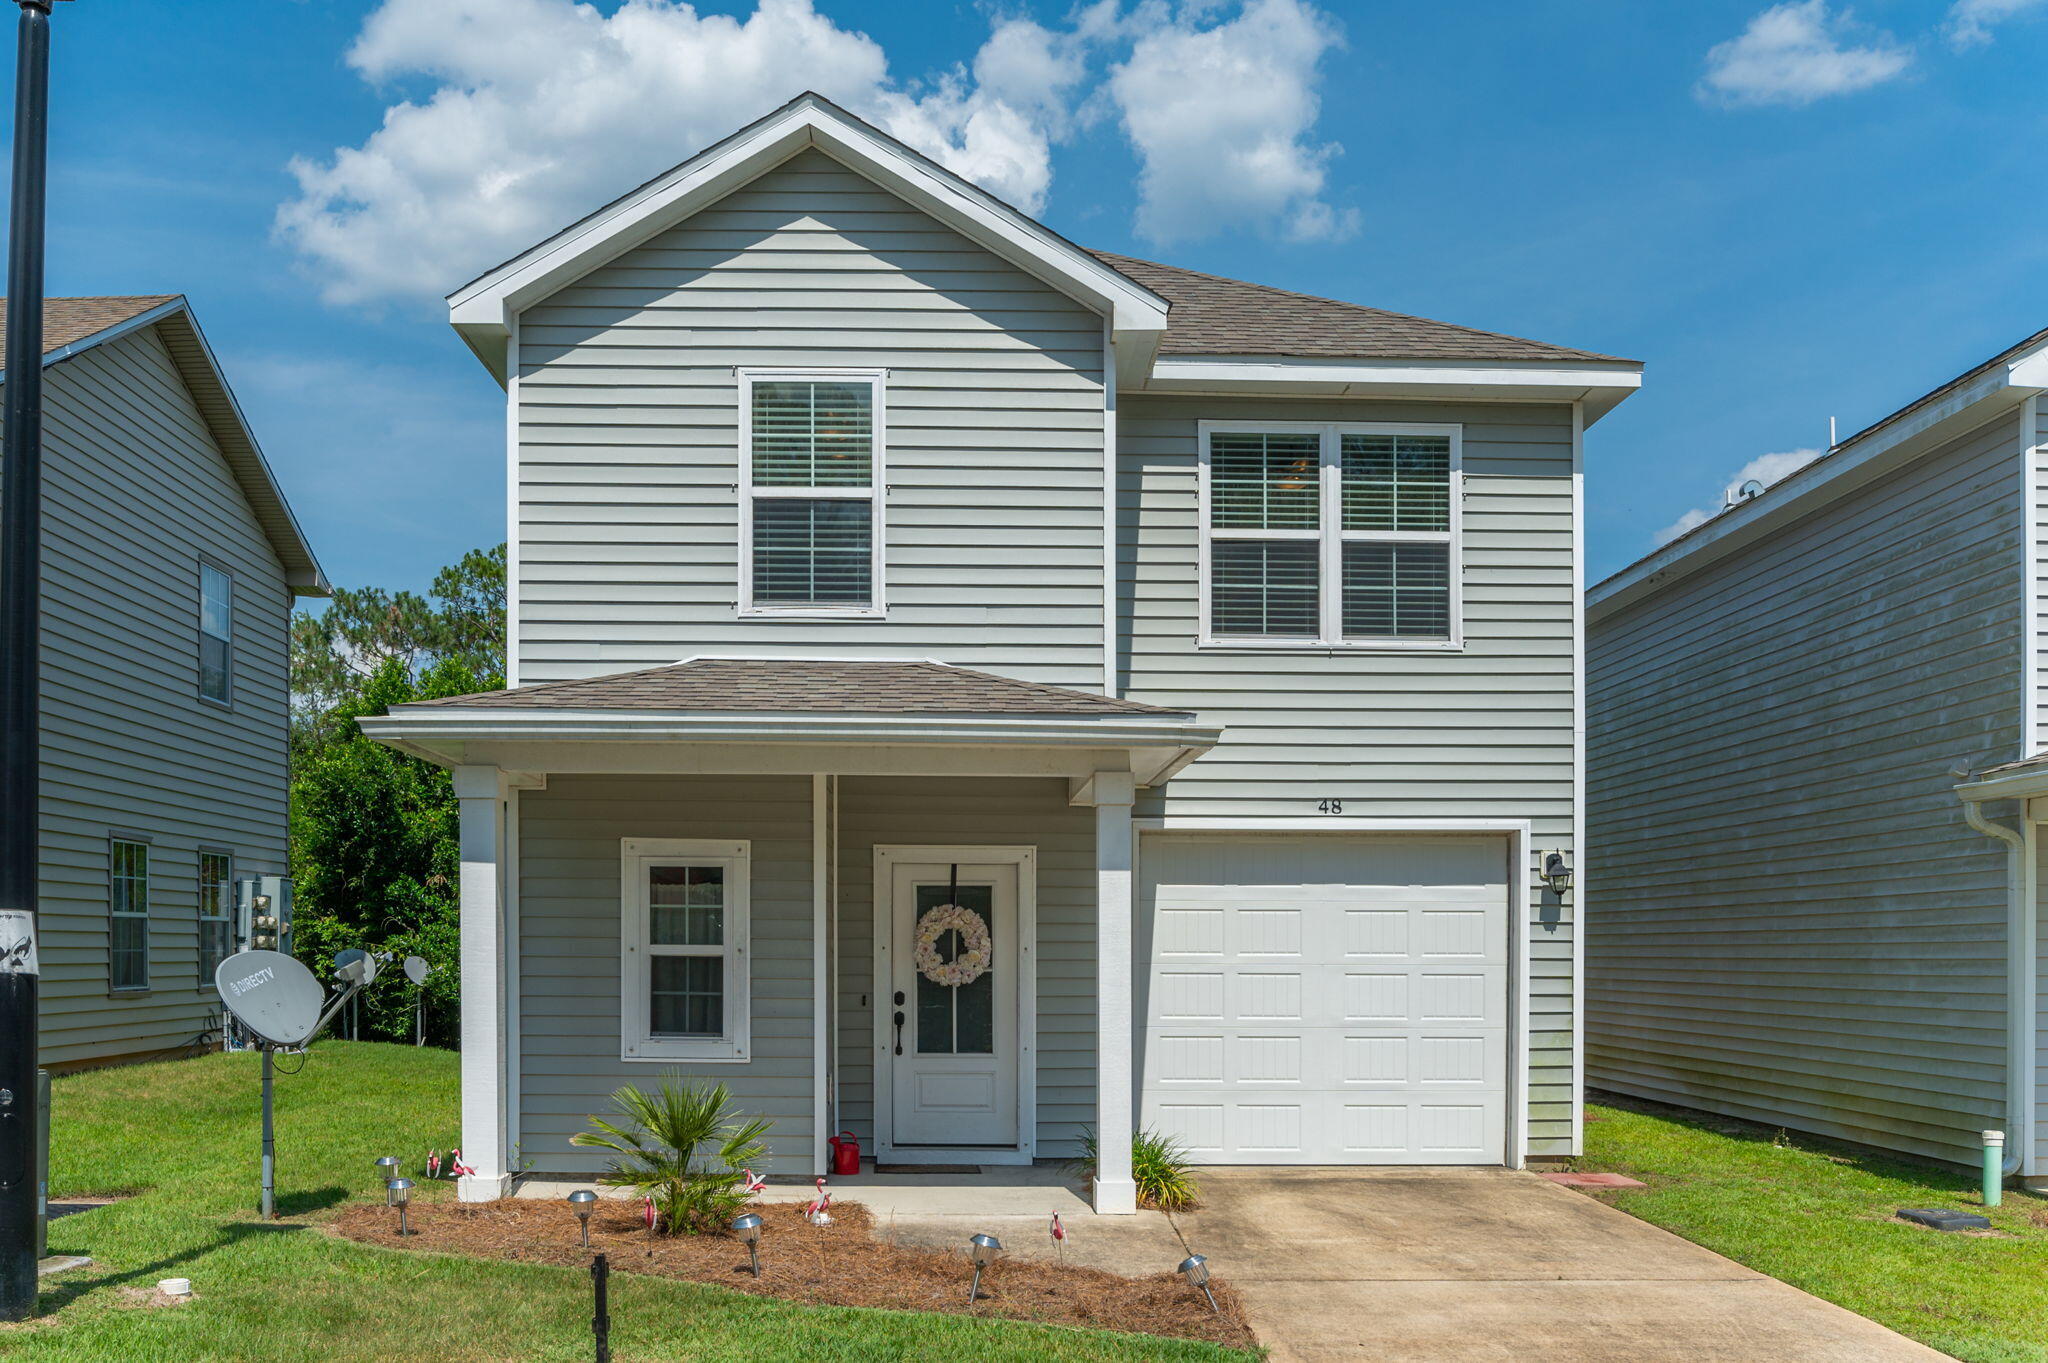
[260, 1048, 275, 1219]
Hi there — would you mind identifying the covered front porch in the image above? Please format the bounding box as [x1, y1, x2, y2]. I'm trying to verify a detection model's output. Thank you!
[360, 658, 1219, 1214]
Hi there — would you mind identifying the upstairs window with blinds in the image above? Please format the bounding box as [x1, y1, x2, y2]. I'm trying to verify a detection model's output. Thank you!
[1200, 423, 1461, 647]
[740, 371, 884, 615]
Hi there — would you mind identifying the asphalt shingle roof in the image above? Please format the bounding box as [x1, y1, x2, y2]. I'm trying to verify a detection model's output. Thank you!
[0, 295, 179, 370]
[403, 657, 1193, 718]
[1090, 252, 1630, 365]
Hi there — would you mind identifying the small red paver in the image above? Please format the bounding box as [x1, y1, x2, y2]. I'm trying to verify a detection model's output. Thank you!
[1538, 1171, 1648, 1190]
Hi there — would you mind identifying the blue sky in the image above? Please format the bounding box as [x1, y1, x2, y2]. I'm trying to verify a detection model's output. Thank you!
[18, 0, 2048, 593]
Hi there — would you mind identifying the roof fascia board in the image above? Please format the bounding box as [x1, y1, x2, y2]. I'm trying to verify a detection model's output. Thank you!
[361, 709, 1218, 747]
[1590, 357, 2042, 622]
[0, 298, 330, 595]
[1957, 769, 2048, 802]
[449, 100, 1168, 371]
[1138, 355, 1642, 422]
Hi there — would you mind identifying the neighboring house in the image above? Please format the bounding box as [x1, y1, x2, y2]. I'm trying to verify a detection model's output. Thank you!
[362, 93, 1640, 1210]
[12, 295, 328, 1068]
[1587, 327, 2048, 1183]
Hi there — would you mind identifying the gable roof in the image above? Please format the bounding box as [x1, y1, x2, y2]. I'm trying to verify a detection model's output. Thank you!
[448, 92, 1170, 381]
[1091, 252, 1629, 365]
[402, 657, 1192, 718]
[0, 295, 328, 595]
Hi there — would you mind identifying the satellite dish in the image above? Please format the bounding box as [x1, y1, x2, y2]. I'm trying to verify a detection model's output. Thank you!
[403, 955, 430, 985]
[333, 948, 378, 987]
[216, 950, 325, 1047]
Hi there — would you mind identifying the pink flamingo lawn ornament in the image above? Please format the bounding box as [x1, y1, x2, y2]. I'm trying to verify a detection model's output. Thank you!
[804, 1175, 832, 1226]
[742, 1168, 767, 1196]
[426, 1151, 442, 1181]
[1050, 1211, 1065, 1266]
[643, 1195, 657, 1239]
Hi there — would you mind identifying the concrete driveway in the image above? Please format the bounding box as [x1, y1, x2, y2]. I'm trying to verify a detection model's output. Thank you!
[1185, 1168, 1948, 1363]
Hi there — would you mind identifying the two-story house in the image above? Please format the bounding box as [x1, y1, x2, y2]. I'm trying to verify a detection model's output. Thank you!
[1588, 324, 2048, 1186]
[363, 94, 1640, 1210]
[16, 294, 326, 1068]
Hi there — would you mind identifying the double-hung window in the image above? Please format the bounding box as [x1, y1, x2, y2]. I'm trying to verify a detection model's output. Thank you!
[199, 562, 233, 704]
[198, 851, 233, 984]
[110, 838, 150, 992]
[620, 839, 750, 1062]
[1200, 421, 1461, 648]
[739, 370, 884, 616]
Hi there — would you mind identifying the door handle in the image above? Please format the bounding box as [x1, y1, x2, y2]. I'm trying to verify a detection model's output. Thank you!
[893, 1010, 905, 1055]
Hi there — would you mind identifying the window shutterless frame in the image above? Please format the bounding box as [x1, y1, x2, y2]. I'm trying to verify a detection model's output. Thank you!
[619, 838, 751, 1063]
[197, 849, 234, 985]
[198, 559, 234, 706]
[736, 368, 887, 618]
[1196, 419, 1464, 651]
[109, 836, 151, 993]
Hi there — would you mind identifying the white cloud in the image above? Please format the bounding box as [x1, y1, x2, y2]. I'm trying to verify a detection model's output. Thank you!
[279, 0, 1355, 306]
[278, 0, 1082, 307]
[1653, 447, 1824, 546]
[1106, 0, 1356, 245]
[1946, 0, 2048, 46]
[1698, 1, 1911, 108]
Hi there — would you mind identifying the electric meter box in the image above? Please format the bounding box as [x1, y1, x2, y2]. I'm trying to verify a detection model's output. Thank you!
[235, 875, 294, 956]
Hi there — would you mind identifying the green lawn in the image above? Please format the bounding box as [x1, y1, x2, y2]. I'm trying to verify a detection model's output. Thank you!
[15, 1043, 1250, 1363]
[1583, 1096, 2048, 1363]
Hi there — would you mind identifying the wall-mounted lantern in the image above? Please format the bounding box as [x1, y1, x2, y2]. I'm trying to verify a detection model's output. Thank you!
[1541, 851, 1573, 898]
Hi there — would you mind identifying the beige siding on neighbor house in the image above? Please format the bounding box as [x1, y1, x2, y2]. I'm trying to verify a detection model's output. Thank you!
[27, 327, 293, 1067]
[512, 147, 1107, 691]
[1588, 410, 2025, 1166]
[1118, 394, 1579, 1153]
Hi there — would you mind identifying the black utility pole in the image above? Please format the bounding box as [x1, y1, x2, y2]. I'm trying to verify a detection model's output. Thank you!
[0, 0, 54, 1324]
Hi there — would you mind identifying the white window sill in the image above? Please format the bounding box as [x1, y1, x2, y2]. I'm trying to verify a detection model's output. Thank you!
[623, 1038, 749, 1063]
[1198, 637, 1464, 653]
[738, 608, 887, 621]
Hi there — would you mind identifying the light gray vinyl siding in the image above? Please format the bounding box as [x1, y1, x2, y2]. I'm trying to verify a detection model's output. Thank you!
[513, 147, 1107, 691]
[516, 774, 818, 1172]
[831, 776, 1096, 1157]
[2033, 398, 2048, 749]
[1120, 395, 1578, 1153]
[26, 327, 292, 1066]
[1587, 411, 2024, 1166]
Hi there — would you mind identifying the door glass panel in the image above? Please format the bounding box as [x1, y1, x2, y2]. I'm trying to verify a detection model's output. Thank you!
[914, 882, 995, 1056]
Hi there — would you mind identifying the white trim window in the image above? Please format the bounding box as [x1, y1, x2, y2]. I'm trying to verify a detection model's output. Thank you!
[738, 369, 886, 617]
[620, 838, 751, 1062]
[199, 561, 234, 704]
[110, 838, 150, 992]
[1198, 420, 1462, 649]
[197, 850, 233, 984]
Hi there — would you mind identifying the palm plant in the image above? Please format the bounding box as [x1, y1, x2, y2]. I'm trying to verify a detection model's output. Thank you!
[1070, 1127, 1201, 1211]
[570, 1074, 773, 1234]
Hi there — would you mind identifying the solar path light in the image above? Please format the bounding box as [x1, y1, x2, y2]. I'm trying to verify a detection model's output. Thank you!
[374, 1155, 399, 1190]
[967, 1232, 1002, 1302]
[387, 1178, 415, 1237]
[732, 1212, 763, 1277]
[1177, 1254, 1219, 1313]
[569, 1189, 599, 1247]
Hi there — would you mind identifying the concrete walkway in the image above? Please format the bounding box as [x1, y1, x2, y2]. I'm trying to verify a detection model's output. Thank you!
[1186, 1168, 1948, 1363]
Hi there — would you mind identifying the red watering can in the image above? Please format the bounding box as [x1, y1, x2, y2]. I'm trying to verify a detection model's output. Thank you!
[829, 1131, 861, 1177]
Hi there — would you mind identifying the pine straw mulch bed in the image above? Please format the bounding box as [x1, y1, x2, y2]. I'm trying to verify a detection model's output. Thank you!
[332, 1197, 1254, 1350]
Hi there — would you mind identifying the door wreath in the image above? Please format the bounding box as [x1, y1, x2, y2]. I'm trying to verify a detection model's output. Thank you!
[914, 904, 992, 987]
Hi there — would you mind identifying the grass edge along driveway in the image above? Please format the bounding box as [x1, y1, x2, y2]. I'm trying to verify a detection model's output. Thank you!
[1582, 1095, 2048, 1363]
[14, 1043, 1252, 1363]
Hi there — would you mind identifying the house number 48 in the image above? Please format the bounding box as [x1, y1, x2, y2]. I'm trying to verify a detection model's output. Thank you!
[1317, 799, 1344, 814]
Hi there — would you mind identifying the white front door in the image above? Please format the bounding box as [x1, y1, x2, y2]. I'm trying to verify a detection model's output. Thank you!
[889, 860, 1019, 1147]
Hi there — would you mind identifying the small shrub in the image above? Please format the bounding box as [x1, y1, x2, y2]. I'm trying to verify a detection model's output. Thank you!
[570, 1074, 772, 1234]
[1070, 1127, 1200, 1210]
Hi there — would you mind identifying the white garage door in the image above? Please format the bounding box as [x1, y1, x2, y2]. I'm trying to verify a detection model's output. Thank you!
[1138, 834, 1511, 1165]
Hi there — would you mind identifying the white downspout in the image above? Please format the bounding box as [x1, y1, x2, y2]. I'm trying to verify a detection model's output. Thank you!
[1962, 796, 2029, 1177]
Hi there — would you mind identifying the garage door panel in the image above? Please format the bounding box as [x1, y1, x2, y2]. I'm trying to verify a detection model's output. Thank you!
[1140, 834, 1510, 1166]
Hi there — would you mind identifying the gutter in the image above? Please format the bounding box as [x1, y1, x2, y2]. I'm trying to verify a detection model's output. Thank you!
[1959, 790, 2033, 1179]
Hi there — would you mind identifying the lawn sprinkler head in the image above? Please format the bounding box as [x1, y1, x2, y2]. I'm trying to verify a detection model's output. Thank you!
[732, 1212, 764, 1278]
[1177, 1253, 1219, 1313]
[967, 1232, 1003, 1302]
[568, 1189, 599, 1247]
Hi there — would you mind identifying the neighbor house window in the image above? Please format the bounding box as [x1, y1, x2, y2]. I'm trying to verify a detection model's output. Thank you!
[620, 838, 750, 1062]
[739, 370, 884, 615]
[198, 851, 233, 984]
[199, 562, 233, 704]
[1200, 422, 1460, 647]
[110, 838, 150, 991]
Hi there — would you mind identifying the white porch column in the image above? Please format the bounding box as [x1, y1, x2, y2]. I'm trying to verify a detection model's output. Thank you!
[453, 765, 513, 1201]
[1090, 771, 1138, 1214]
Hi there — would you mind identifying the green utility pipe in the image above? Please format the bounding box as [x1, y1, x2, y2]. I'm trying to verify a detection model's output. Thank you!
[1982, 1130, 2004, 1208]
